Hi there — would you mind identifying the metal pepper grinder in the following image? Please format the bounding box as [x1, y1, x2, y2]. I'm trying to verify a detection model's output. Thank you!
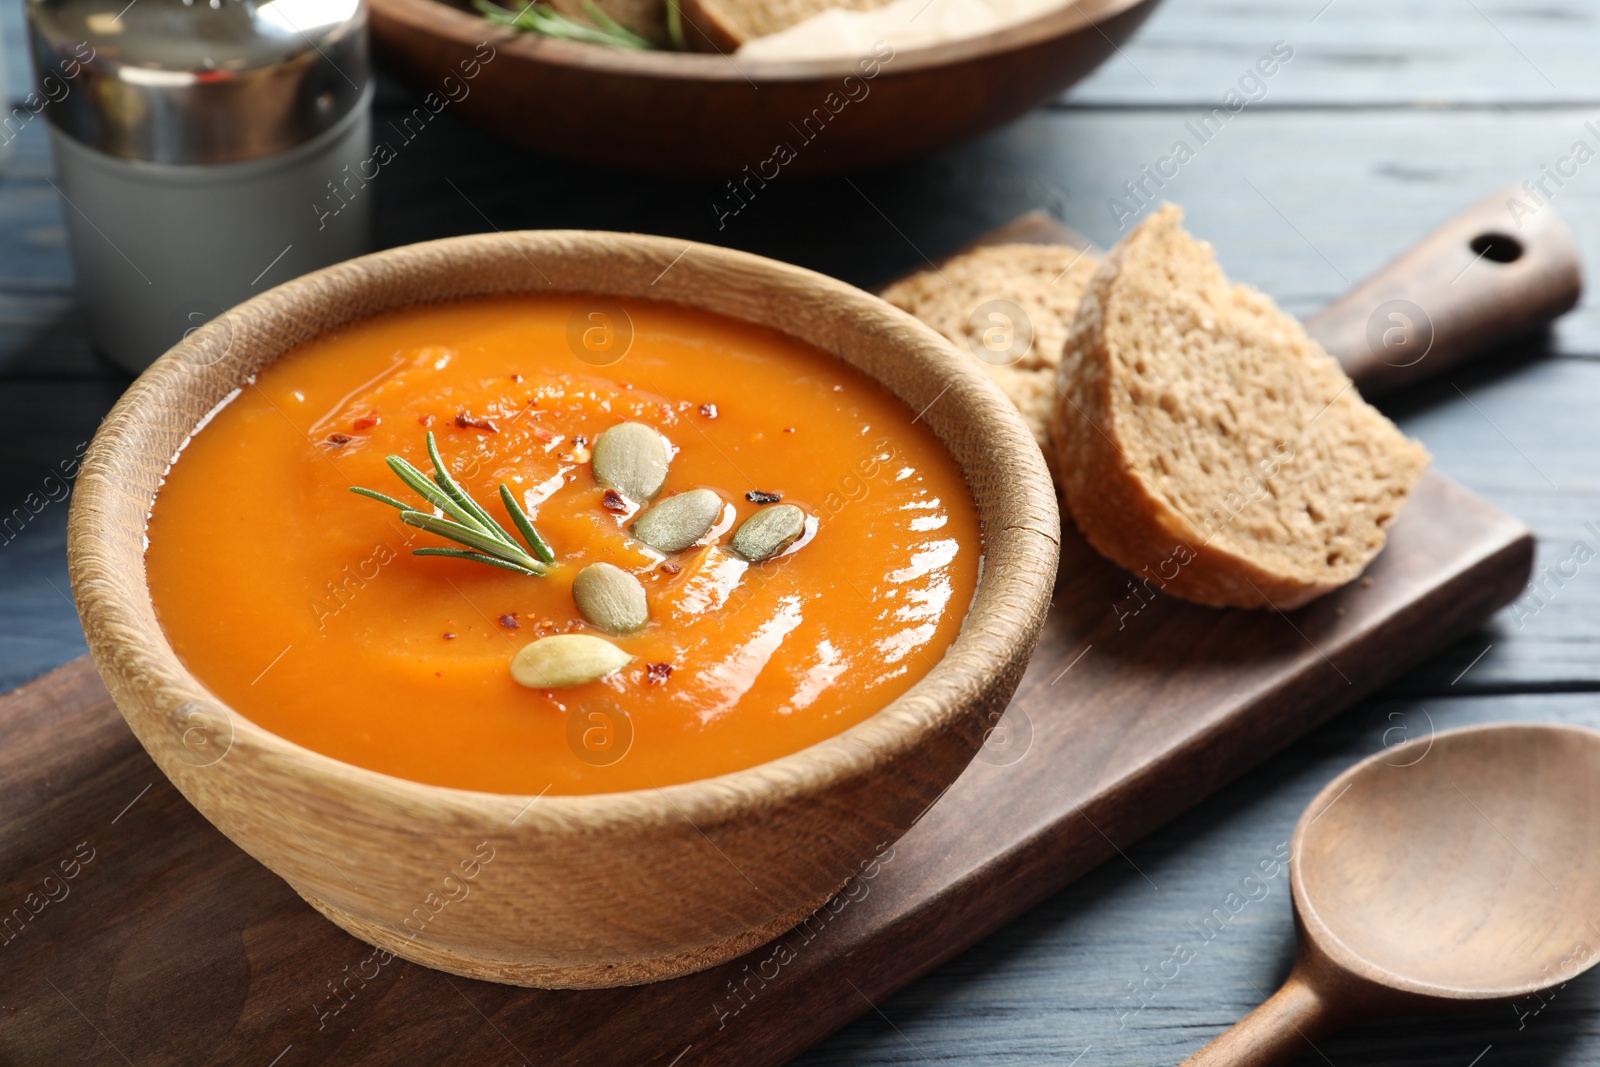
[27, 0, 373, 374]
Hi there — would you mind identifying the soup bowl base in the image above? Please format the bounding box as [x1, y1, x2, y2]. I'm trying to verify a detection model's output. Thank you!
[300, 884, 832, 988]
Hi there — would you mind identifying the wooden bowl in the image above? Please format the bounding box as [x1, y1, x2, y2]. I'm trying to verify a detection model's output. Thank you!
[66, 232, 1059, 988]
[369, 0, 1158, 178]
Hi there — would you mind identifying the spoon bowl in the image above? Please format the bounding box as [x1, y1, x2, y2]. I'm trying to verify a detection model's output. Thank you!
[1183, 723, 1600, 1065]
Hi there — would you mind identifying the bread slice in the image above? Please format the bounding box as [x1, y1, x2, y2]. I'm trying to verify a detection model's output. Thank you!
[880, 242, 1101, 471]
[1051, 204, 1430, 610]
[680, 0, 894, 50]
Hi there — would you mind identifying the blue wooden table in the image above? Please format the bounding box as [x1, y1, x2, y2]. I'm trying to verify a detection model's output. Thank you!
[3, 0, 1598, 1062]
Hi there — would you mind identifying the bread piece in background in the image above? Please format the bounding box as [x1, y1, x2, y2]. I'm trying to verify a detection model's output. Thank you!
[682, 0, 896, 50]
[881, 242, 1101, 473]
[1052, 204, 1430, 611]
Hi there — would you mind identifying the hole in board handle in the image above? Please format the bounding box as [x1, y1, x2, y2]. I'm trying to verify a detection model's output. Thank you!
[1469, 232, 1524, 264]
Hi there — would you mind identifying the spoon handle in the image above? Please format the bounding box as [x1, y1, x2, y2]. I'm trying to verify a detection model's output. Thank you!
[1177, 966, 1335, 1067]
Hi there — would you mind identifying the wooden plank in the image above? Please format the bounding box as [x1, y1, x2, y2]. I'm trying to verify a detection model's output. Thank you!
[1062, 0, 1598, 107]
[0, 115, 112, 381]
[0, 381, 123, 690]
[8, 104, 1600, 383]
[818, 108, 1600, 345]
[355, 107, 1600, 350]
[0, 461, 1531, 1064]
[1382, 355, 1600, 691]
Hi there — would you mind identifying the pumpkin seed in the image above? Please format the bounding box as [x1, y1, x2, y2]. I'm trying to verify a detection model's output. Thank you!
[510, 634, 634, 689]
[571, 563, 650, 634]
[632, 489, 723, 554]
[730, 504, 808, 562]
[592, 422, 672, 503]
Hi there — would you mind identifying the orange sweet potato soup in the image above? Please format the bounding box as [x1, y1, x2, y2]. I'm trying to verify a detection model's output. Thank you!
[145, 294, 981, 795]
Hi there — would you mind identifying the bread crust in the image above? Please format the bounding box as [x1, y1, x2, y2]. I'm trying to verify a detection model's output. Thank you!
[679, 0, 748, 50]
[680, 0, 906, 50]
[1051, 206, 1428, 611]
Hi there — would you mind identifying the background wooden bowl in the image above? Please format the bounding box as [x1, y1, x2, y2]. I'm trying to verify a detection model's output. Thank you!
[66, 232, 1059, 988]
[370, 0, 1158, 178]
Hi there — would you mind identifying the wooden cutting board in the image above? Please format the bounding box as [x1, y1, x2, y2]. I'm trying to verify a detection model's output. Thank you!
[0, 194, 1570, 1066]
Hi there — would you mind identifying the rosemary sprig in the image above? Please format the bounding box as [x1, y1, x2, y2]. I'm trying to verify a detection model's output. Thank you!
[665, 0, 686, 52]
[474, 0, 659, 50]
[350, 432, 555, 577]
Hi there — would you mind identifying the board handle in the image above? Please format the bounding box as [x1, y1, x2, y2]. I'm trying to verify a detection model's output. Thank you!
[1303, 185, 1583, 397]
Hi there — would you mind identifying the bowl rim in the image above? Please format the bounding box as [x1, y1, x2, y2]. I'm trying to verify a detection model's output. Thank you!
[372, 0, 1152, 82]
[67, 230, 1058, 832]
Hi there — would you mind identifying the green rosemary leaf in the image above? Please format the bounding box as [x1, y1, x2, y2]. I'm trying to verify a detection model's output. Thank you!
[473, 0, 655, 49]
[400, 510, 543, 571]
[413, 547, 541, 576]
[499, 483, 556, 564]
[433, 472, 512, 548]
[424, 431, 512, 546]
[386, 454, 486, 531]
[349, 486, 412, 511]
[665, 0, 686, 51]
[351, 433, 557, 579]
[538, 9, 640, 46]
[581, 0, 654, 47]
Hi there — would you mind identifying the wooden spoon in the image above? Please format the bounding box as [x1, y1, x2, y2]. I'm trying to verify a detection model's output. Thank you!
[1180, 722, 1600, 1066]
